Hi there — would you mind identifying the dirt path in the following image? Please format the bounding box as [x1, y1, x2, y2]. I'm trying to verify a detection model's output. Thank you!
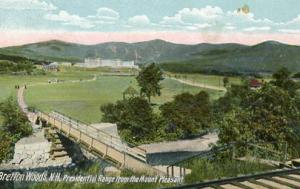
[17, 74, 98, 124]
[170, 77, 226, 91]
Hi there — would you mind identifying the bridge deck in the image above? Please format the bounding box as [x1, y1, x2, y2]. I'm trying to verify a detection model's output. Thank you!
[38, 111, 165, 175]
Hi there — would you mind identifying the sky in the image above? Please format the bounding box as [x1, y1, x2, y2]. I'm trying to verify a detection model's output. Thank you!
[1, 0, 300, 47]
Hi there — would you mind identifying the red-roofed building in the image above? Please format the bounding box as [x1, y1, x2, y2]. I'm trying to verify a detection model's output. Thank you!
[249, 79, 263, 89]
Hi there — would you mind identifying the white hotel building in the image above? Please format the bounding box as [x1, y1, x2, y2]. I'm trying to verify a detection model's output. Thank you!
[76, 58, 138, 69]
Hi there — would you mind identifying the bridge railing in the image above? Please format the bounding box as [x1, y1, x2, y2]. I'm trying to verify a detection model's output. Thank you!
[39, 110, 147, 162]
[51, 111, 147, 154]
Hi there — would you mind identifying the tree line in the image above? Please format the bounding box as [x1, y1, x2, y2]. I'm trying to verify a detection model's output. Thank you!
[0, 60, 35, 74]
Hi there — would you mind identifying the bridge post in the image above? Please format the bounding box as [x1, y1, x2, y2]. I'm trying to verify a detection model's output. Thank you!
[284, 142, 288, 161]
[103, 145, 108, 158]
[89, 138, 94, 151]
[167, 167, 169, 177]
[179, 167, 182, 177]
[77, 131, 81, 143]
[171, 166, 174, 177]
[68, 125, 71, 137]
[122, 151, 126, 168]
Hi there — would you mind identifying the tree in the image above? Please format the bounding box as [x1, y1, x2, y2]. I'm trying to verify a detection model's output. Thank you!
[0, 97, 32, 138]
[0, 133, 13, 162]
[293, 72, 300, 78]
[218, 83, 300, 147]
[136, 63, 163, 103]
[271, 67, 299, 97]
[223, 77, 229, 87]
[122, 86, 138, 100]
[101, 97, 158, 144]
[0, 97, 33, 162]
[215, 81, 252, 114]
[160, 91, 212, 138]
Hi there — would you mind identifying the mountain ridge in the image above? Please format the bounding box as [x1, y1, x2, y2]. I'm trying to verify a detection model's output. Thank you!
[0, 39, 299, 73]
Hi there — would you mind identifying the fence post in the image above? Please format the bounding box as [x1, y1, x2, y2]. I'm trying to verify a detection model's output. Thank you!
[284, 142, 288, 161]
[68, 125, 71, 137]
[78, 131, 81, 143]
[167, 167, 169, 177]
[89, 138, 94, 151]
[171, 166, 174, 177]
[123, 151, 126, 168]
[179, 167, 182, 177]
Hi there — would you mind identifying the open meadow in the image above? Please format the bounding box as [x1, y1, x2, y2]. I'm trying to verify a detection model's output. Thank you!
[1, 67, 226, 124]
[24, 75, 223, 123]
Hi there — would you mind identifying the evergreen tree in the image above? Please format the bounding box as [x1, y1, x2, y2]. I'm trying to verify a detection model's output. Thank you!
[136, 63, 163, 103]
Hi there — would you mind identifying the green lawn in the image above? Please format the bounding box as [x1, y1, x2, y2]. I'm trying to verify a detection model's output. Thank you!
[0, 68, 224, 124]
[0, 68, 97, 125]
[25, 75, 223, 123]
[166, 72, 241, 87]
[0, 69, 96, 101]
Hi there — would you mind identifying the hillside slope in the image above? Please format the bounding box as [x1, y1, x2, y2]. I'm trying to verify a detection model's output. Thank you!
[1, 40, 300, 73]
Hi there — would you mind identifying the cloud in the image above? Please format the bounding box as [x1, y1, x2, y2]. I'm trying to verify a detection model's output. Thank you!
[45, 11, 94, 29]
[159, 6, 278, 32]
[161, 15, 183, 25]
[179, 6, 223, 22]
[128, 15, 151, 26]
[0, 0, 56, 11]
[96, 7, 120, 21]
[243, 26, 271, 32]
[286, 15, 300, 24]
[162, 6, 223, 26]
[278, 29, 300, 34]
[183, 23, 212, 31]
[225, 26, 236, 30]
[45, 7, 121, 29]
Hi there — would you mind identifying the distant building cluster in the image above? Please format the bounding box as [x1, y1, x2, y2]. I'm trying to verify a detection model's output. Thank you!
[76, 58, 138, 69]
[43, 62, 59, 72]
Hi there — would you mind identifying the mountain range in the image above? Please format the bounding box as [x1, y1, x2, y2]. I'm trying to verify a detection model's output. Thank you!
[0, 39, 300, 73]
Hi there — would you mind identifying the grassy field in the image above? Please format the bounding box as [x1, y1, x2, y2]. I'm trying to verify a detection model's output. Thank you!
[0, 67, 101, 125]
[25, 75, 223, 123]
[166, 72, 241, 87]
[0, 66, 228, 124]
[0, 69, 97, 101]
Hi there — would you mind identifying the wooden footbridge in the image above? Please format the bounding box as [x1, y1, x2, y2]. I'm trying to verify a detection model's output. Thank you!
[37, 110, 165, 175]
